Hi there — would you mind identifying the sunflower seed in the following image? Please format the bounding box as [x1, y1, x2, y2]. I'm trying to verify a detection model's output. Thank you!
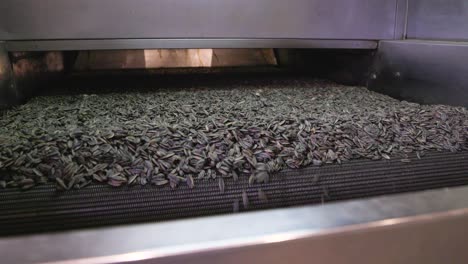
[242, 190, 249, 209]
[218, 177, 225, 193]
[248, 174, 256, 186]
[187, 174, 195, 189]
[128, 174, 138, 184]
[56, 178, 68, 190]
[381, 153, 391, 160]
[233, 199, 239, 213]
[258, 189, 268, 202]
[153, 179, 169, 186]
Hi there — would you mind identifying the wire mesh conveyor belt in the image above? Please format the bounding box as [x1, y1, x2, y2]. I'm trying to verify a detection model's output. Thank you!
[0, 150, 467, 237]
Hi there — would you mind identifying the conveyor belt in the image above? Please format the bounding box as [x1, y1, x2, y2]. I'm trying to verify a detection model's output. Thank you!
[0, 151, 467, 237]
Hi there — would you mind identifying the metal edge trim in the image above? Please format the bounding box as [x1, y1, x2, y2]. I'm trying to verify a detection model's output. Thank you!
[45, 207, 468, 264]
[4, 39, 378, 51]
[382, 39, 468, 47]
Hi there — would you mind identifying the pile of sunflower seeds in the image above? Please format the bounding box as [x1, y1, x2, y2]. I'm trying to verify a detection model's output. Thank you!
[0, 79, 467, 191]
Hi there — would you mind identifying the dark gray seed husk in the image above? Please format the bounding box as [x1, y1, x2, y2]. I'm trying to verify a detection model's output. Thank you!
[232, 171, 238, 182]
[381, 153, 391, 160]
[56, 178, 68, 190]
[187, 174, 194, 189]
[258, 189, 268, 202]
[242, 190, 249, 209]
[218, 177, 225, 193]
[312, 159, 323, 166]
[128, 174, 138, 185]
[248, 174, 256, 186]
[154, 179, 169, 186]
[233, 199, 239, 213]
[312, 175, 320, 184]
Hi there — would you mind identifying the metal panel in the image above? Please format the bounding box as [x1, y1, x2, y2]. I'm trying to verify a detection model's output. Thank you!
[4, 39, 378, 51]
[2, 186, 468, 264]
[0, 42, 18, 107]
[407, 0, 468, 40]
[369, 40, 468, 107]
[0, 0, 396, 40]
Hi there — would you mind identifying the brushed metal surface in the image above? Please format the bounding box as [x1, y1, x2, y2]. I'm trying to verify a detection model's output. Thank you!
[149, 210, 468, 264]
[369, 40, 468, 107]
[2, 186, 468, 264]
[407, 0, 468, 40]
[4, 39, 378, 51]
[0, 0, 396, 40]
